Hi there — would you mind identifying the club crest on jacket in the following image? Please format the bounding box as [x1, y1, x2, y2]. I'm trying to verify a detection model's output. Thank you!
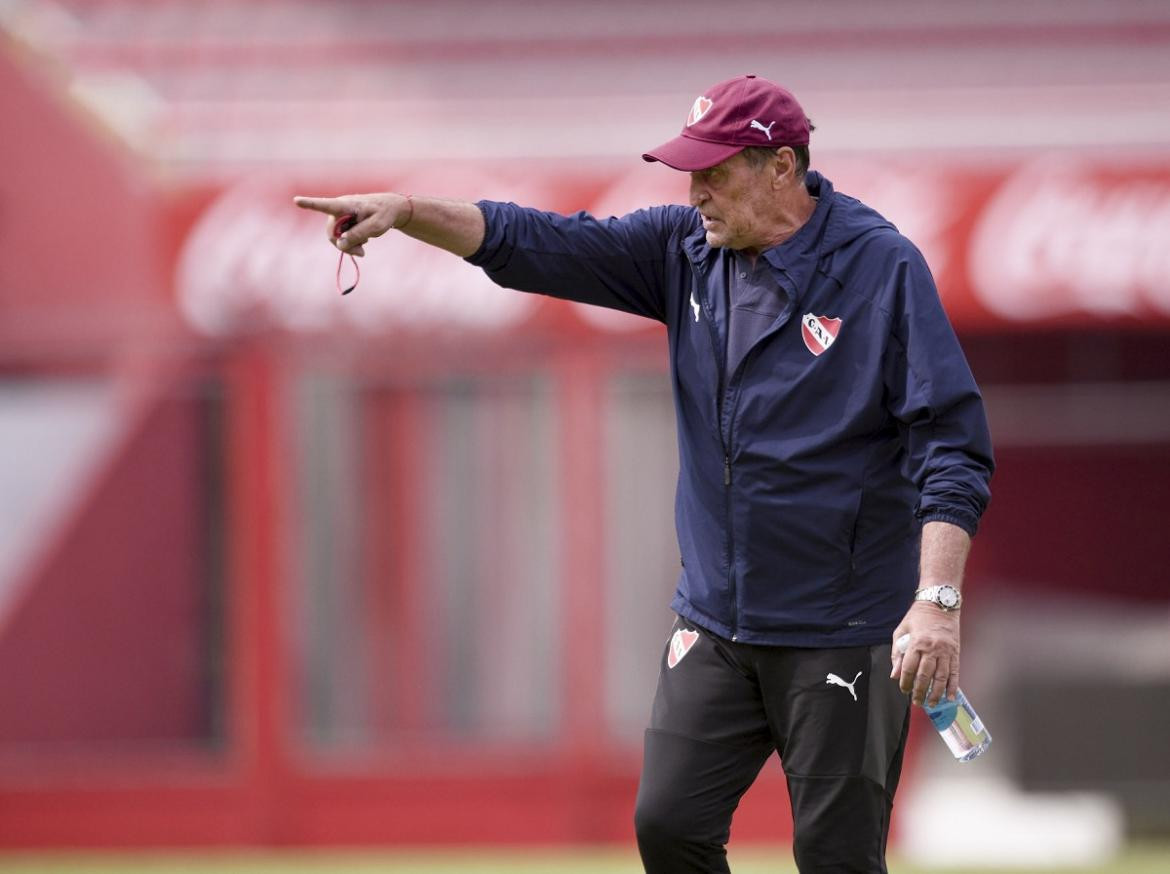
[801, 313, 842, 356]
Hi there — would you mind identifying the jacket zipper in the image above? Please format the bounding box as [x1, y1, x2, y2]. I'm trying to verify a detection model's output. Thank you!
[696, 282, 740, 640]
[719, 348, 767, 642]
[718, 304, 795, 641]
[723, 449, 737, 640]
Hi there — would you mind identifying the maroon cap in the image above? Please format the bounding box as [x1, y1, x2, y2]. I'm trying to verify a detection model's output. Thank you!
[643, 74, 810, 171]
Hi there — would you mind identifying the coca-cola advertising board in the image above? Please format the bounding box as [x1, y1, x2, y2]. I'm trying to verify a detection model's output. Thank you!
[170, 156, 1170, 339]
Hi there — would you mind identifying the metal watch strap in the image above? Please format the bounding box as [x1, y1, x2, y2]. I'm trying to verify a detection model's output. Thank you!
[914, 584, 962, 611]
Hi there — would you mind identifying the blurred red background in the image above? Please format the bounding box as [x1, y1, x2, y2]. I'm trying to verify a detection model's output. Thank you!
[1, 0, 1168, 851]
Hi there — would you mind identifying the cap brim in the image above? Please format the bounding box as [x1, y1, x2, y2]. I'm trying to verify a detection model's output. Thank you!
[642, 135, 745, 171]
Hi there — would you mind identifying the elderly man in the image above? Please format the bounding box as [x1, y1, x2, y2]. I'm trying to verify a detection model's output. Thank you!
[296, 74, 993, 874]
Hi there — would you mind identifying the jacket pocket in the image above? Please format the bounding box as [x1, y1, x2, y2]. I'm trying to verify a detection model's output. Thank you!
[735, 501, 855, 629]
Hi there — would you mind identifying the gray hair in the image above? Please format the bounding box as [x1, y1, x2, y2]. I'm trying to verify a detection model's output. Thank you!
[741, 145, 811, 179]
[740, 119, 814, 178]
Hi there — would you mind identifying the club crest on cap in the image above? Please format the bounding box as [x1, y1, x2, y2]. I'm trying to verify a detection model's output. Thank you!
[686, 96, 713, 127]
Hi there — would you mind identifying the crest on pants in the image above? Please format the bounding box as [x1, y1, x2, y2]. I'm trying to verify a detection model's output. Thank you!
[667, 628, 699, 668]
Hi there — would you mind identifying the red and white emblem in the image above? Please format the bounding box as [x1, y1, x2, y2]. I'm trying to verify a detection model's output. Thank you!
[800, 313, 842, 356]
[686, 96, 713, 127]
[667, 628, 699, 668]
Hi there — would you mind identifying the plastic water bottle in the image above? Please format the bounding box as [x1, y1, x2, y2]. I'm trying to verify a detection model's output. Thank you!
[895, 634, 992, 762]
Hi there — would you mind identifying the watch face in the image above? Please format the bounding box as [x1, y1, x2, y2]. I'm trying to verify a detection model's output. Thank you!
[938, 586, 960, 609]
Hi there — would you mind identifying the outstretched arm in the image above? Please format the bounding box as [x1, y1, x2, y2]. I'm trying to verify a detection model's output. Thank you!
[293, 193, 485, 258]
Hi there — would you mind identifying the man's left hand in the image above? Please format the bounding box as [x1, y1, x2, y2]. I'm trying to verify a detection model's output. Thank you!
[889, 602, 960, 707]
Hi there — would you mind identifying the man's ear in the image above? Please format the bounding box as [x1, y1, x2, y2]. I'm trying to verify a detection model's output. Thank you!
[772, 147, 797, 189]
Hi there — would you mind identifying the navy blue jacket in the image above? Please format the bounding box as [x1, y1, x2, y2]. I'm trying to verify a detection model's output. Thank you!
[466, 172, 993, 647]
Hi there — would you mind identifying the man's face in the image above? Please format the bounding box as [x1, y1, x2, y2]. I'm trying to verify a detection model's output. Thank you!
[689, 152, 774, 251]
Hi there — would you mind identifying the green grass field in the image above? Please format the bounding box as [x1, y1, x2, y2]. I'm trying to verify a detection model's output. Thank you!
[1, 846, 1169, 874]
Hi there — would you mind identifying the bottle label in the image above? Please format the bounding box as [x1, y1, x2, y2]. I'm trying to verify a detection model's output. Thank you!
[925, 699, 958, 732]
[923, 687, 992, 761]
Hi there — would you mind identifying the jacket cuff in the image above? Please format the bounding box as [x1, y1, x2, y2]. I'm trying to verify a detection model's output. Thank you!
[917, 509, 980, 538]
[462, 201, 500, 267]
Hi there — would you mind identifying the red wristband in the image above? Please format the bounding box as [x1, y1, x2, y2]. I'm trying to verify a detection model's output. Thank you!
[393, 194, 414, 230]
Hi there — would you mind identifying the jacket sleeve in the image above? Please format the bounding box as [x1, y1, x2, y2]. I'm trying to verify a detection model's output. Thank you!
[882, 240, 994, 536]
[464, 201, 689, 323]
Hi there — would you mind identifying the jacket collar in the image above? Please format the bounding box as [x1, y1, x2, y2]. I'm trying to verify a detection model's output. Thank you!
[682, 171, 835, 280]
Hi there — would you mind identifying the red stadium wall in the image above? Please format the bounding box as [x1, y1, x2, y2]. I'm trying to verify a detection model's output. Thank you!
[971, 444, 1170, 602]
[0, 40, 175, 359]
[0, 390, 213, 743]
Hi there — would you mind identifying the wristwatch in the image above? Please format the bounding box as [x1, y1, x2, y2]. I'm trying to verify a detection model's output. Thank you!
[914, 584, 962, 612]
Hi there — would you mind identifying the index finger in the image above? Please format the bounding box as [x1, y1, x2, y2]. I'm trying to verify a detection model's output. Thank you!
[293, 195, 352, 216]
